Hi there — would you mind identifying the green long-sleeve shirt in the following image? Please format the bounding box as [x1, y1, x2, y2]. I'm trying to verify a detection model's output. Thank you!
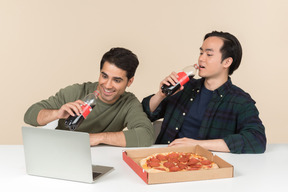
[24, 82, 154, 147]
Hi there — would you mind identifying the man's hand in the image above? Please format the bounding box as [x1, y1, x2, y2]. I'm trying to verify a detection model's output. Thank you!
[159, 71, 184, 96]
[56, 100, 86, 119]
[168, 137, 199, 147]
[149, 71, 185, 113]
[169, 137, 230, 153]
[37, 100, 85, 126]
[89, 132, 126, 147]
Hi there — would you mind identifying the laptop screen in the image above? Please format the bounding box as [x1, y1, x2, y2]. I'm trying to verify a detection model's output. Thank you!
[22, 126, 112, 183]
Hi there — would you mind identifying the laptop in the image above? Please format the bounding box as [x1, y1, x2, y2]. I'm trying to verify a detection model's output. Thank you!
[22, 126, 113, 183]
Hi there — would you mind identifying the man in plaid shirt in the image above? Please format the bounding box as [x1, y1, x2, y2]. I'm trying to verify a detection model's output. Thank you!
[142, 31, 266, 154]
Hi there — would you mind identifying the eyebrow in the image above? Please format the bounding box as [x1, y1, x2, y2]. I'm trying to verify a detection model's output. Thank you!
[101, 71, 124, 81]
[200, 47, 214, 52]
[113, 77, 123, 81]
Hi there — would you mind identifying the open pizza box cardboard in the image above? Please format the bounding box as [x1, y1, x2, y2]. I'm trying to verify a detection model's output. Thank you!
[122, 145, 233, 184]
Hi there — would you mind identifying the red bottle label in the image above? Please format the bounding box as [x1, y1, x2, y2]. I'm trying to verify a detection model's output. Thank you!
[177, 71, 189, 86]
[81, 104, 92, 119]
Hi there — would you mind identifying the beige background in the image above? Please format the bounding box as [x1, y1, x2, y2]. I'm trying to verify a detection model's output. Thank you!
[0, 0, 287, 144]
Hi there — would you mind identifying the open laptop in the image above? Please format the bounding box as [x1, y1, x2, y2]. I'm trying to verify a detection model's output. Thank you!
[22, 126, 113, 183]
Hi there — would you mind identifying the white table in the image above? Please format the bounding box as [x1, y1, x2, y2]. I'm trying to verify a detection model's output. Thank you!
[0, 144, 287, 192]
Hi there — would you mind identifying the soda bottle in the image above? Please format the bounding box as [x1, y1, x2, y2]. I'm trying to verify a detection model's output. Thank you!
[161, 64, 199, 96]
[64, 90, 100, 131]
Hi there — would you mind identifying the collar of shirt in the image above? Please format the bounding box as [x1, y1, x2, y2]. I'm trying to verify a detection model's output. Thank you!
[190, 77, 232, 99]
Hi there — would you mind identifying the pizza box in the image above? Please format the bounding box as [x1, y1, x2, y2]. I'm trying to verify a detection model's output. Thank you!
[122, 145, 233, 184]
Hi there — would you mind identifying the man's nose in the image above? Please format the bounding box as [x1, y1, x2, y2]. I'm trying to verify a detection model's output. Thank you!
[105, 79, 113, 88]
[199, 54, 205, 61]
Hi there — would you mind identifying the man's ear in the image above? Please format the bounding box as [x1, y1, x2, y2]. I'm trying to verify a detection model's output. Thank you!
[223, 57, 233, 69]
[127, 77, 134, 87]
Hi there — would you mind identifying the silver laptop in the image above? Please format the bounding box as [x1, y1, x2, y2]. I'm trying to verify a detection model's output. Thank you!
[22, 126, 113, 183]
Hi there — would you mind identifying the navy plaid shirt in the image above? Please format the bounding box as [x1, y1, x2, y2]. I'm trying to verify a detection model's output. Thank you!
[142, 78, 266, 154]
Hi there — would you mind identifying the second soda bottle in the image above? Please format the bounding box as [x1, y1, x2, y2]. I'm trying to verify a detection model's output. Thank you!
[64, 90, 100, 131]
[161, 64, 199, 96]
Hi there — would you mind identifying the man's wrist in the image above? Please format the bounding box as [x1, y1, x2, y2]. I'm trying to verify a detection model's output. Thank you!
[90, 133, 105, 146]
[37, 109, 59, 125]
[155, 90, 166, 100]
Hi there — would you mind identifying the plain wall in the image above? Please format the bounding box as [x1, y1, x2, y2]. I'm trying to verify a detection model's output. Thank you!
[0, 0, 287, 144]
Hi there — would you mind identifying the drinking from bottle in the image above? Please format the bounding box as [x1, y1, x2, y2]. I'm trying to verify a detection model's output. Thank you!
[64, 90, 100, 131]
[161, 64, 199, 96]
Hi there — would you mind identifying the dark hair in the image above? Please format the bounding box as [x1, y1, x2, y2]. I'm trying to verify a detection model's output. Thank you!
[100, 47, 139, 79]
[204, 31, 242, 75]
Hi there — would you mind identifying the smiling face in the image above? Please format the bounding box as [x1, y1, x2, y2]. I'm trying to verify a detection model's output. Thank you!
[198, 36, 232, 80]
[97, 61, 134, 104]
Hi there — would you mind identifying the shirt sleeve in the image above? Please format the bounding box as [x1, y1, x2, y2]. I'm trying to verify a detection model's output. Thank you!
[223, 101, 267, 154]
[122, 97, 155, 147]
[24, 84, 82, 126]
[141, 94, 167, 122]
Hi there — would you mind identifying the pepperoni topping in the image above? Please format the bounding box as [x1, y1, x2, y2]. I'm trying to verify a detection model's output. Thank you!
[201, 160, 212, 165]
[169, 166, 181, 172]
[187, 158, 199, 165]
[190, 163, 202, 168]
[149, 158, 160, 163]
[163, 162, 175, 168]
[168, 152, 179, 159]
[148, 161, 160, 167]
[179, 157, 189, 163]
[178, 163, 187, 170]
[168, 158, 179, 164]
[180, 153, 191, 159]
[156, 154, 168, 161]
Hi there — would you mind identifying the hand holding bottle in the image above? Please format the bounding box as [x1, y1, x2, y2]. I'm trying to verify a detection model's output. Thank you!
[65, 91, 100, 131]
[57, 100, 86, 119]
[159, 71, 185, 97]
[161, 64, 199, 96]
[148, 64, 198, 114]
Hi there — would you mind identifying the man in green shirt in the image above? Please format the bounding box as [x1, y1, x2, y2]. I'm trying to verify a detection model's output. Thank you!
[24, 47, 154, 147]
